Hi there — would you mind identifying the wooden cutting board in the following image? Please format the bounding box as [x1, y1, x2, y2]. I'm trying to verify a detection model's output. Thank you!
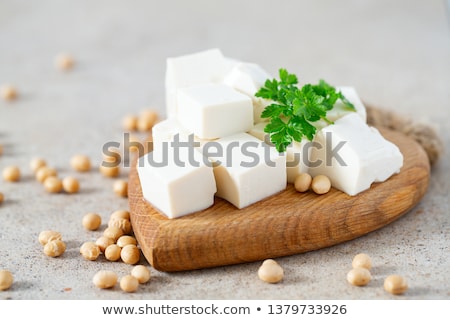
[128, 127, 430, 272]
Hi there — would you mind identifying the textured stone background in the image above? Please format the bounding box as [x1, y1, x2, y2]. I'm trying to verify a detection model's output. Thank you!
[0, 0, 449, 299]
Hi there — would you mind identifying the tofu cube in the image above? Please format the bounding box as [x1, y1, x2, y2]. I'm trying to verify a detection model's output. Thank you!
[308, 113, 403, 196]
[177, 84, 253, 139]
[151, 118, 193, 153]
[223, 62, 271, 97]
[332, 86, 367, 122]
[314, 86, 367, 129]
[198, 133, 286, 209]
[223, 62, 273, 123]
[165, 48, 232, 118]
[137, 147, 216, 219]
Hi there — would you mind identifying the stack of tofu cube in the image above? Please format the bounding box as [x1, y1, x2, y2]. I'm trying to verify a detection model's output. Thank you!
[137, 48, 403, 219]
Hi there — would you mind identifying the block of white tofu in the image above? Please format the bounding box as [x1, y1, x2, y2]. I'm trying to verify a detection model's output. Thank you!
[333, 86, 366, 121]
[248, 122, 310, 183]
[223, 62, 271, 97]
[177, 84, 253, 139]
[198, 132, 286, 209]
[151, 118, 193, 153]
[137, 147, 216, 219]
[165, 48, 234, 118]
[223, 62, 273, 123]
[313, 86, 367, 129]
[223, 57, 241, 74]
[308, 113, 403, 196]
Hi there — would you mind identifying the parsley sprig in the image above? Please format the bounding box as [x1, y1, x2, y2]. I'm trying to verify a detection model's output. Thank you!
[255, 68, 356, 152]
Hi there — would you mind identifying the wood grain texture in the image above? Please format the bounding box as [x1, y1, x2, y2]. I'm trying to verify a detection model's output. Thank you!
[128, 127, 430, 272]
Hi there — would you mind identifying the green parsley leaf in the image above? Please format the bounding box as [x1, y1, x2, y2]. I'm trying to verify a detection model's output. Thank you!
[255, 69, 356, 152]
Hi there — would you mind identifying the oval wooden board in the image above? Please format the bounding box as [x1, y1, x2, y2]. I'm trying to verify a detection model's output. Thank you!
[128, 127, 430, 272]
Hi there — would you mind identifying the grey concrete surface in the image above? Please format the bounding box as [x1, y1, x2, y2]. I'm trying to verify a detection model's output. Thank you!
[0, 0, 449, 300]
